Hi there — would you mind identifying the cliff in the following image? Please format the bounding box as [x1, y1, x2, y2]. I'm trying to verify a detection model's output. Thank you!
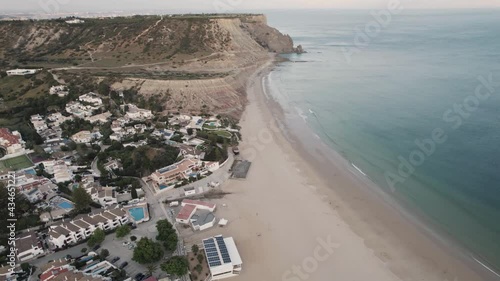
[0, 14, 299, 117]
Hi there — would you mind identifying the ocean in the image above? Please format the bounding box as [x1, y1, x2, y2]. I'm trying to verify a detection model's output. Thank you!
[265, 9, 500, 272]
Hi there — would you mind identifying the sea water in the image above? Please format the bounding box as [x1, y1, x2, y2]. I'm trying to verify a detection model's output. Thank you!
[265, 9, 500, 272]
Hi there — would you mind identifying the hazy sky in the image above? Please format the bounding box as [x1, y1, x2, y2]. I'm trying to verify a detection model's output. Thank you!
[1, 0, 499, 13]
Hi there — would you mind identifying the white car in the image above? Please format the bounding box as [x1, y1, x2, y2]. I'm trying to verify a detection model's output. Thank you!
[122, 241, 130, 246]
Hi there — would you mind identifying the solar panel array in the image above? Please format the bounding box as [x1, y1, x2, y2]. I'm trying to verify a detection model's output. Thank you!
[203, 236, 233, 268]
[203, 238, 222, 267]
[215, 236, 232, 263]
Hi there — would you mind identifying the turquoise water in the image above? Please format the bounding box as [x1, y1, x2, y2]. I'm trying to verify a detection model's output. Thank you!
[129, 207, 145, 221]
[267, 10, 500, 271]
[58, 201, 74, 209]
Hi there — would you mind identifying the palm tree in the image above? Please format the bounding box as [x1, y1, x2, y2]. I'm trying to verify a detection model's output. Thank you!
[146, 264, 158, 276]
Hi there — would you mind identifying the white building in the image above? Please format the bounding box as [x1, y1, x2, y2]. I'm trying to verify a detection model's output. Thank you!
[202, 236, 242, 280]
[49, 85, 69, 97]
[86, 111, 112, 124]
[183, 186, 196, 197]
[71, 131, 92, 143]
[30, 115, 49, 133]
[65, 101, 96, 118]
[16, 231, 44, 261]
[65, 19, 85, 24]
[6, 69, 40, 76]
[53, 163, 73, 183]
[90, 186, 118, 206]
[47, 208, 128, 249]
[122, 104, 153, 120]
[150, 158, 202, 187]
[175, 199, 216, 224]
[79, 93, 103, 106]
[187, 116, 205, 130]
[47, 112, 73, 127]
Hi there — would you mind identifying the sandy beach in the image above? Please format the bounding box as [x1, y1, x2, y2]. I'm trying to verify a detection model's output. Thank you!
[184, 58, 488, 281]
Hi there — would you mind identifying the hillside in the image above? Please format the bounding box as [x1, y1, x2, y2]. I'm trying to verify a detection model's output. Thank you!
[0, 14, 298, 117]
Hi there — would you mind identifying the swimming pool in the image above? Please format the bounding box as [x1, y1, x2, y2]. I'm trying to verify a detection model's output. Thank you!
[58, 201, 74, 209]
[129, 207, 145, 221]
[25, 169, 36, 175]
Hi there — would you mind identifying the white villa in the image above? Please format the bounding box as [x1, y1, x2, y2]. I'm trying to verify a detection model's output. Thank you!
[79, 93, 103, 106]
[49, 85, 69, 97]
[122, 104, 153, 120]
[86, 112, 112, 124]
[16, 231, 44, 261]
[175, 199, 216, 230]
[71, 130, 101, 143]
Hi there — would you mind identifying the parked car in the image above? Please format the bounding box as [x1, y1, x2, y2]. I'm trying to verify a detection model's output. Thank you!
[119, 262, 128, 269]
[111, 257, 120, 263]
[122, 241, 130, 246]
[92, 245, 100, 251]
[134, 273, 144, 281]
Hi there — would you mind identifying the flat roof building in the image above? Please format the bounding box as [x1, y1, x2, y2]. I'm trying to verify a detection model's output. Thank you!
[202, 235, 242, 280]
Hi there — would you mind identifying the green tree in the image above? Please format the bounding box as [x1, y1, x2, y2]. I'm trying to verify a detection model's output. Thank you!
[87, 228, 106, 247]
[21, 262, 31, 273]
[194, 264, 202, 274]
[156, 219, 178, 251]
[115, 225, 131, 238]
[197, 253, 204, 264]
[160, 256, 189, 277]
[98, 81, 110, 96]
[81, 248, 87, 253]
[132, 238, 164, 264]
[191, 244, 199, 254]
[72, 187, 93, 211]
[146, 264, 158, 276]
[100, 249, 110, 260]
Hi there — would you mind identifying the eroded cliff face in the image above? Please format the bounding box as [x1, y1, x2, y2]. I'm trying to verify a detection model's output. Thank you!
[240, 15, 296, 53]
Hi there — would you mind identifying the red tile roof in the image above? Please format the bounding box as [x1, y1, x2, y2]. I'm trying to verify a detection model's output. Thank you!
[0, 128, 20, 147]
[40, 267, 69, 281]
[176, 204, 196, 221]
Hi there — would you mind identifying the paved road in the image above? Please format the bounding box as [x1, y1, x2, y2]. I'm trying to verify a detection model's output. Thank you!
[91, 156, 101, 177]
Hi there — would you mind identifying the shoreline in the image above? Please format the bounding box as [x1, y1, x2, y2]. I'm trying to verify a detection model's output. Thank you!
[260, 58, 500, 280]
[221, 57, 492, 280]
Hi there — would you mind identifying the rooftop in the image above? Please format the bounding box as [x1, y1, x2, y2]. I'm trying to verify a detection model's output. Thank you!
[16, 230, 39, 253]
[202, 235, 242, 268]
[183, 199, 216, 209]
[176, 204, 196, 221]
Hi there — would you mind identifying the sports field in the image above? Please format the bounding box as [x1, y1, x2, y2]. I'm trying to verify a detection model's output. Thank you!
[0, 154, 34, 171]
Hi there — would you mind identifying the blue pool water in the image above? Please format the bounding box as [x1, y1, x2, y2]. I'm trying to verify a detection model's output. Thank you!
[129, 207, 145, 221]
[159, 185, 168, 190]
[25, 169, 36, 175]
[58, 201, 74, 209]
